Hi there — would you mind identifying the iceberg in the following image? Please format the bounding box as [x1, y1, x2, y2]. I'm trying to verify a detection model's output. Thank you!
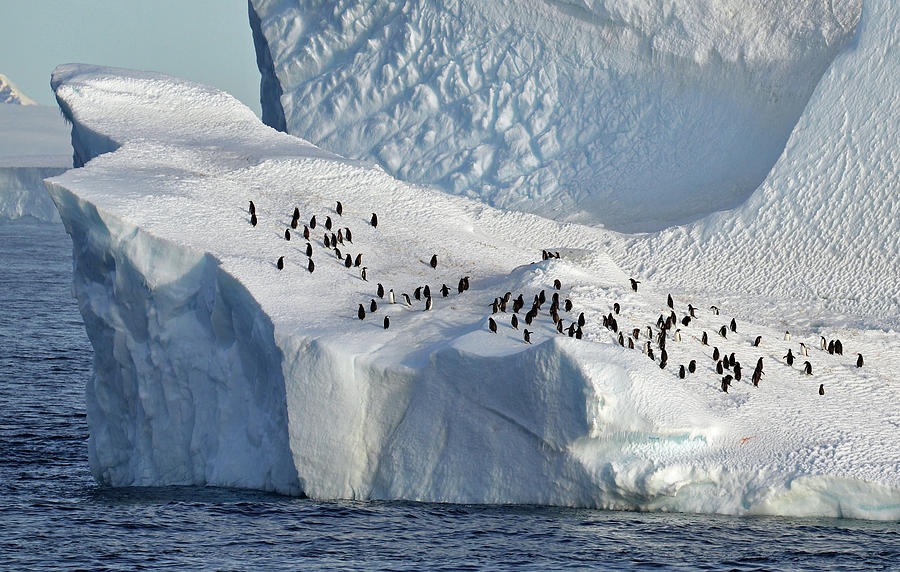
[46, 60, 899, 519]
[248, 0, 861, 231]
[0, 91, 72, 221]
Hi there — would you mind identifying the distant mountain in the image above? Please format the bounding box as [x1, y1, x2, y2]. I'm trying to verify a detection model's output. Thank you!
[0, 74, 37, 105]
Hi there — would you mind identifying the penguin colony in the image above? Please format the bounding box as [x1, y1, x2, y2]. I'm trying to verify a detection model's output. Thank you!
[245, 198, 864, 397]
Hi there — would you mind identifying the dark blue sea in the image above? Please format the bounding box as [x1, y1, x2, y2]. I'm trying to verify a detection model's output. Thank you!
[1, 218, 898, 570]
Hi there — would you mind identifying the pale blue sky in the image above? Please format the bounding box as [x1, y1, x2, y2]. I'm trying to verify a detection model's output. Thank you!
[0, 0, 261, 115]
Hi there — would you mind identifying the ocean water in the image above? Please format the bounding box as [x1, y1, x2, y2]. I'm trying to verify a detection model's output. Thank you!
[1, 218, 898, 570]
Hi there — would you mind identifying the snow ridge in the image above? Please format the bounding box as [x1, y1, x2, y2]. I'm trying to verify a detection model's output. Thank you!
[248, 0, 860, 231]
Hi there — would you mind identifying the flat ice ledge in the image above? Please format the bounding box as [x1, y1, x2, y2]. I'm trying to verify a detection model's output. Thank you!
[46, 65, 900, 519]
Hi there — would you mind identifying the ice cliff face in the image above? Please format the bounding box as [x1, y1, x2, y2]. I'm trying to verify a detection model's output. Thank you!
[248, 0, 861, 231]
[0, 103, 72, 221]
[46, 64, 900, 519]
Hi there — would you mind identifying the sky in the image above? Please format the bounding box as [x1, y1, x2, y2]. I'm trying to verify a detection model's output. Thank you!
[0, 0, 261, 115]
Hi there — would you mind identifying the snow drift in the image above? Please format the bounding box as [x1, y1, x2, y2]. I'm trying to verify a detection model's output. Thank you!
[46, 64, 899, 519]
[248, 0, 861, 231]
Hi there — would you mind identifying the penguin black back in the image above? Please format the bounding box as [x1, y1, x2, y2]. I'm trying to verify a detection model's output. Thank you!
[383, 316, 390, 329]
[336, 201, 343, 216]
[370, 213, 378, 228]
[554, 279, 561, 290]
[489, 317, 497, 333]
[249, 200, 256, 215]
[310, 215, 317, 229]
[630, 278, 640, 292]
[857, 353, 864, 368]
[358, 304, 365, 320]
[430, 254, 438, 269]
[284, 228, 291, 241]
[276, 256, 284, 270]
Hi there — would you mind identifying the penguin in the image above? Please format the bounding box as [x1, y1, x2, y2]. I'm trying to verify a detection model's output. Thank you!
[688, 304, 697, 318]
[673, 329, 682, 342]
[303, 225, 310, 240]
[800, 343, 808, 357]
[628, 338, 634, 349]
[430, 254, 438, 269]
[713, 347, 720, 361]
[337, 229, 344, 245]
[661, 349, 669, 364]
[305, 243, 313, 257]
[284, 228, 292, 241]
[710, 305, 719, 315]
[616, 331, 622, 344]
[784, 331, 791, 341]
[336, 201, 343, 216]
[377, 283, 385, 298]
[553, 279, 562, 290]
[701, 331, 709, 345]
[539, 290, 546, 305]
[345, 228, 352, 243]
[383, 316, 390, 329]
[277, 256, 284, 270]
[441, 284, 450, 297]
[857, 353, 864, 368]
[425, 296, 433, 311]
[355, 253, 363, 267]
[334, 247, 342, 260]
[491, 299, 499, 314]
[458, 278, 467, 294]
[370, 213, 378, 228]
[733, 363, 742, 381]
[524, 310, 535, 326]
[249, 200, 256, 215]
[643, 341, 651, 355]
[542, 250, 549, 260]
[325, 216, 332, 231]
[719, 325, 728, 338]
[753, 335, 762, 347]
[630, 278, 640, 292]
[511, 315, 519, 330]
[424, 285, 431, 298]
[646, 326, 653, 339]
[291, 218, 298, 230]
[803, 361, 813, 375]
[751, 368, 763, 387]
[612, 302, 619, 314]
[729, 353, 736, 367]
[308, 258, 315, 273]
[361, 267, 368, 281]
[250, 213, 258, 227]
[524, 329, 532, 344]
[834, 340, 843, 355]
[688, 360, 697, 374]
[647, 347, 655, 360]
[370, 299, 377, 313]
[402, 293, 412, 307]
[818, 384, 825, 396]
[292, 207, 299, 220]
[389, 289, 395, 304]
[324, 234, 331, 248]
[358, 304, 365, 320]
[489, 317, 497, 333]
[784, 349, 794, 366]
[679, 365, 686, 379]
[633, 328, 641, 340]
[578, 312, 586, 328]
[310, 215, 317, 229]
[667, 294, 674, 309]
[556, 320, 564, 334]
[721, 375, 732, 393]
[716, 361, 724, 374]
[828, 340, 835, 355]
[575, 327, 583, 340]
[344, 254, 352, 268]
[681, 316, 691, 327]
[499, 297, 508, 313]
[730, 318, 737, 332]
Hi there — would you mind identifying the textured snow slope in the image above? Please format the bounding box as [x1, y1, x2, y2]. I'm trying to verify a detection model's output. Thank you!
[248, 0, 860, 231]
[0, 104, 72, 220]
[47, 65, 899, 519]
[608, 0, 899, 326]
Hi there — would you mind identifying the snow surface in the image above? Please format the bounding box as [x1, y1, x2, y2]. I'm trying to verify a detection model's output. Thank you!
[248, 0, 861, 232]
[47, 55, 899, 519]
[0, 73, 37, 105]
[0, 103, 72, 220]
